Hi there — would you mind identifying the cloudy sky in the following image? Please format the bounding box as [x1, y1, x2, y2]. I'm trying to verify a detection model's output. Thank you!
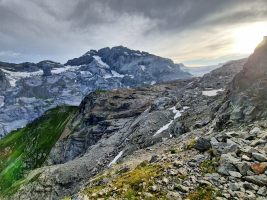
[0, 0, 267, 66]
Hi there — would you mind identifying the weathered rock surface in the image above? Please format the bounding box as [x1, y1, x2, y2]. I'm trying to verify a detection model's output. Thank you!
[215, 36, 267, 127]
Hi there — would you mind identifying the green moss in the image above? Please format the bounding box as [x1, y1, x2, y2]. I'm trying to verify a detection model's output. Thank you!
[186, 185, 220, 200]
[0, 105, 78, 197]
[83, 163, 166, 199]
[94, 89, 107, 95]
[186, 139, 197, 150]
[199, 157, 219, 174]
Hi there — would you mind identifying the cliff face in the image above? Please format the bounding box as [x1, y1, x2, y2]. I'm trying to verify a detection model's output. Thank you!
[232, 36, 267, 91]
[215, 37, 267, 127]
[0, 69, 10, 91]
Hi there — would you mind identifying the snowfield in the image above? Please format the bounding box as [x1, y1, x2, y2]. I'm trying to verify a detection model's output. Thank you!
[202, 88, 224, 96]
[93, 56, 110, 69]
[2, 69, 43, 87]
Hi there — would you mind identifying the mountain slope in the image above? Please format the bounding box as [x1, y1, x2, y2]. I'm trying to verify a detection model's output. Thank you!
[0, 106, 77, 197]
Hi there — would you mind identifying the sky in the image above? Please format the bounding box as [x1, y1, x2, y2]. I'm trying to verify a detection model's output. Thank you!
[0, 0, 267, 67]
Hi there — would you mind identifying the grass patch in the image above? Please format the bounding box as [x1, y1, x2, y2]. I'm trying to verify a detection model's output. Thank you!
[94, 89, 107, 95]
[199, 157, 219, 174]
[187, 185, 220, 200]
[0, 105, 78, 197]
[83, 163, 166, 199]
[186, 139, 197, 150]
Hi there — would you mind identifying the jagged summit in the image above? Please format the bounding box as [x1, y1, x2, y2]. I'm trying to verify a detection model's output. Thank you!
[65, 46, 191, 83]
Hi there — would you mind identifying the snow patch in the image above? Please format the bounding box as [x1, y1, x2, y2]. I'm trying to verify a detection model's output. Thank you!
[134, 53, 142, 56]
[93, 56, 110, 69]
[140, 65, 146, 71]
[108, 151, 124, 167]
[154, 120, 173, 136]
[169, 106, 182, 119]
[2, 69, 43, 87]
[202, 88, 224, 96]
[111, 70, 124, 78]
[151, 81, 156, 85]
[153, 106, 190, 137]
[51, 65, 81, 74]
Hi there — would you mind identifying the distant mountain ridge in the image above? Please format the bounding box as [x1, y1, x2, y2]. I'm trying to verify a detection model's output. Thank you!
[0, 46, 191, 137]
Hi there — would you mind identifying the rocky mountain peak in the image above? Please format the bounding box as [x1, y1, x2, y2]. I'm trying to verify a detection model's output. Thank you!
[215, 37, 267, 126]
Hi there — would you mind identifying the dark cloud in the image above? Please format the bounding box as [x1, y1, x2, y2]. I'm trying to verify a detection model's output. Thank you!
[0, 0, 266, 65]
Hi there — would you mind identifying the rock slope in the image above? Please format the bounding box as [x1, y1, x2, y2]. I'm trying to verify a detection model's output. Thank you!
[216, 36, 267, 128]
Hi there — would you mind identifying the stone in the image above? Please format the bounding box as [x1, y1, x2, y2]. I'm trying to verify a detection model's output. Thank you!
[257, 186, 267, 196]
[150, 185, 158, 192]
[194, 137, 211, 152]
[149, 155, 159, 163]
[173, 160, 183, 168]
[229, 183, 240, 191]
[162, 177, 169, 184]
[243, 182, 259, 191]
[250, 127, 261, 135]
[166, 191, 182, 200]
[198, 180, 212, 186]
[192, 154, 205, 164]
[241, 155, 251, 161]
[168, 169, 178, 176]
[235, 162, 250, 176]
[143, 192, 154, 198]
[211, 140, 239, 155]
[177, 168, 188, 177]
[246, 190, 256, 199]
[217, 163, 236, 176]
[252, 152, 267, 162]
[251, 139, 267, 147]
[250, 162, 267, 174]
[174, 184, 189, 193]
[244, 175, 267, 186]
[228, 171, 242, 178]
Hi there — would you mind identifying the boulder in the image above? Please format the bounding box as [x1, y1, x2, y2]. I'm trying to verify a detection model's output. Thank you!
[193, 137, 211, 152]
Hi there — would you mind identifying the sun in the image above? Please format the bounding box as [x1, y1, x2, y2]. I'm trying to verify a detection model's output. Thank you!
[232, 22, 267, 54]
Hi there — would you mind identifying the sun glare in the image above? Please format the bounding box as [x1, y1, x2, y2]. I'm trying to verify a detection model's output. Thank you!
[233, 22, 267, 54]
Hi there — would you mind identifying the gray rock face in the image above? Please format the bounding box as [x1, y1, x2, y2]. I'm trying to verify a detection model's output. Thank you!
[66, 46, 192, 84]
[215, 37, 267, 127]
[0, 47, 192, 138]
[0, 69, 10, 90]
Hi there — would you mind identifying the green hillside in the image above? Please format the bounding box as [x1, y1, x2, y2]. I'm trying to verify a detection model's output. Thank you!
[0, 106, 78, 197]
